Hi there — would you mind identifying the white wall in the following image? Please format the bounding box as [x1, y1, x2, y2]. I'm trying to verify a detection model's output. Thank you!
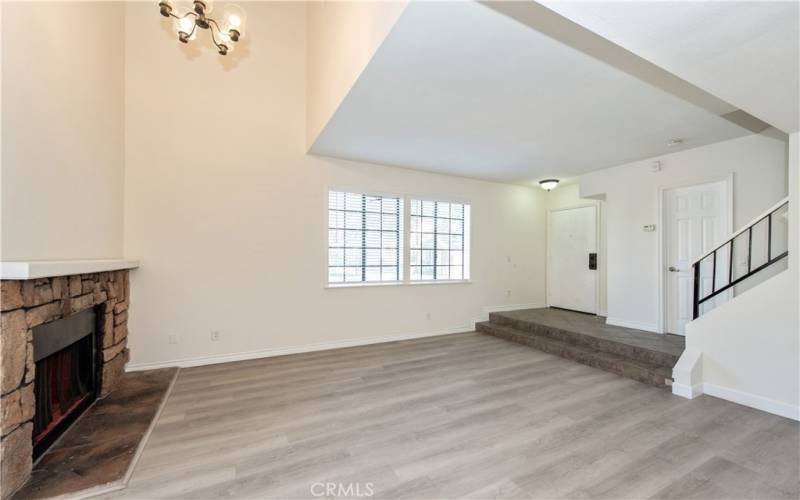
[680, 271, 798, 419]
[306, 1, 407, 149]
[580, 133, 787, 332]
[0, 2, 125, 261]
[545, 183, 608, 315]
[124, 2, 546, 368]
[674, 132, 798, 419]
[791, 133, 799, 274]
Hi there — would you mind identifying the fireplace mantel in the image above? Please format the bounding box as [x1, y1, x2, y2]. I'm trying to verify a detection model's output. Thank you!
[0, 259, 139, 280]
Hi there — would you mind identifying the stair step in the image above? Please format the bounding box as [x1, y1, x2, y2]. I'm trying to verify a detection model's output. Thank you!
[488, 312, 679, 369]
[476, 321, 673, 388]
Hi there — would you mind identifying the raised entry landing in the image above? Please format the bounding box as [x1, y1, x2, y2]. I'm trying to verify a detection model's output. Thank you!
[477, 308, 685, 387]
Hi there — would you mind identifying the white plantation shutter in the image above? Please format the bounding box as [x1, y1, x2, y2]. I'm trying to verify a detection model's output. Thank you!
[328, 191, 403, 284]
[410, 199, 470, 281]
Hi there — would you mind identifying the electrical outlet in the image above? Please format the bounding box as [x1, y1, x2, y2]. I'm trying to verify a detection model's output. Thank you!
[168, 334, 178, 345]
[425, 312, 432, 320]
[211, 331, 221, 342]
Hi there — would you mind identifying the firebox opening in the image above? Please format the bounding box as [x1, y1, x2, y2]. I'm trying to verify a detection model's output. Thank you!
[31, 307, 101, 460]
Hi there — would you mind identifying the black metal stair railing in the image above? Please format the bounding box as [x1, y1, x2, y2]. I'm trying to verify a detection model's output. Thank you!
[692, 199, 789, 319]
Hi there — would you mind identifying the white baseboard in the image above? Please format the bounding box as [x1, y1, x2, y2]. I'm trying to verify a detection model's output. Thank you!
[606, 317, 660, 334]
[702, 383, 799, 421]
[671, 382, 704, 399]
[128, 302, 546, 372]
[126, 325, 471, 372]
[477, 302, 546, 322]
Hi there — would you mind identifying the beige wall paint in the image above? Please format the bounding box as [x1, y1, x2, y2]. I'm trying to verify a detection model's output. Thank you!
[124, 2, 546, 367]
[580, 133, 787, 332]
[306, 0, 407, 149]
[1, 2, 125, 260]
[545, 183, 608, 315]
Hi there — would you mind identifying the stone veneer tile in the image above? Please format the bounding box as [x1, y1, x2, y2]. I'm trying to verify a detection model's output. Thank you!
[0, 385, 34, 437]
[0, 282, 24, 312]
[68, 276, 82, 297]
[1, 423, 32, 497]
[24, 303, 61, 329]
[70, 293, 94, 314]
[49, 277, 67, 301]
[1, 311, 28, 394]
[20, 282, 53, 308]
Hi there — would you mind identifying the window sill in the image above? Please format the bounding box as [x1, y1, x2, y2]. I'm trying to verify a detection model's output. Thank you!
[407, 279, 472, 286]
[325, 280, 472, 289]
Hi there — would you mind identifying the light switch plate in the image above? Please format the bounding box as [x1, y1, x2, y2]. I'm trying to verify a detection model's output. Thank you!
[643, 224, 656, 232]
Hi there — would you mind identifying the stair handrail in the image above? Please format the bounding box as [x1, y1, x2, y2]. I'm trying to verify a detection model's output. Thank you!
[692, 196, 789, 319]
[691, 196, 789, 266]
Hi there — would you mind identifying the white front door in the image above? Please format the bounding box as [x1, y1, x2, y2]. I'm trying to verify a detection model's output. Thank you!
[665, 181, 729, 335]
[548, 205, 597, 314]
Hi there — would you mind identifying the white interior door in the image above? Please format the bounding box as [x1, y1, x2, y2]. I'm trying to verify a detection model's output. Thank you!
[548, 205, 597, 314]
[665, 181, 729, 335]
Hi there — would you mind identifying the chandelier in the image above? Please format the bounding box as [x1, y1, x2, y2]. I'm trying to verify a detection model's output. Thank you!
[158, 0, 246, 55]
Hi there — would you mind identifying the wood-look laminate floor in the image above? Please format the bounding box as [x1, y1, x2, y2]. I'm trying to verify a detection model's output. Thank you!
[108, 333, 799, 499]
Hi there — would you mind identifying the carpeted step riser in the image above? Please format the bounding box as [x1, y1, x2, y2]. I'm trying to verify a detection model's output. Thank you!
[487, 313, 678, 368]
[476, 322, 670, 387]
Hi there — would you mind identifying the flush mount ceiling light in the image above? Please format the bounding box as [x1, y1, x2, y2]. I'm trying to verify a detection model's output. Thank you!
[667, 138, 684, 148]
[158, 0, 246, 55]
[539, 179, 560, 191]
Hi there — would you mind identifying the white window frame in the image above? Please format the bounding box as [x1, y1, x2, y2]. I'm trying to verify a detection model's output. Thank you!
[325, 188, 472, 288]
[326, 190, 405, 287]
[408, 197, 471, 284]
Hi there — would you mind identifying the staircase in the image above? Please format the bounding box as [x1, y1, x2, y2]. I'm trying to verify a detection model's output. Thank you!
[476, 308, 684, 388]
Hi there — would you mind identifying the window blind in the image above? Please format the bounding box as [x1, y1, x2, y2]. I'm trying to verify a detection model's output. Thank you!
[328, 191, 403, 284]
[410, 199, 470, 281]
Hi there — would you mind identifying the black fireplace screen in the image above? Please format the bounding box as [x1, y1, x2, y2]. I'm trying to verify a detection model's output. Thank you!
[31, 308, 98, 459]
[32, 334, 94, 445]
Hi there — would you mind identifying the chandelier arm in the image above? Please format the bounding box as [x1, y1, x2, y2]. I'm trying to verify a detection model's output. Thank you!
[171, 9, 198, 42]
[206, 18, 227, 51]
[170, 10, 197, 21]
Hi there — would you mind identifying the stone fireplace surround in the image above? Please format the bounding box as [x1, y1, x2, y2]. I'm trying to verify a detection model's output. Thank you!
[1, 270, 132, 498]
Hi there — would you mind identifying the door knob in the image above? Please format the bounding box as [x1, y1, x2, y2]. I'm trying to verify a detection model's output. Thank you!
[668, 266, 680, 272]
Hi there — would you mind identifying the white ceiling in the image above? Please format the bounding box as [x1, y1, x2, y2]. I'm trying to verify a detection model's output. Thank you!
[542, 1, 800, 134]
[310, 2, 757, 185]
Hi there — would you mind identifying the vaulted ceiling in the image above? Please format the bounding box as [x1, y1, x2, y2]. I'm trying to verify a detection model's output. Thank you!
[543, 1, 799, 134]
[310, 1, 797, 185]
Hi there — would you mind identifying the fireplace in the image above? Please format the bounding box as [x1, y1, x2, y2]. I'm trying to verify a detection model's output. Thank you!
[31, 308, 100, 459]
[1, 270, 133, 498]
